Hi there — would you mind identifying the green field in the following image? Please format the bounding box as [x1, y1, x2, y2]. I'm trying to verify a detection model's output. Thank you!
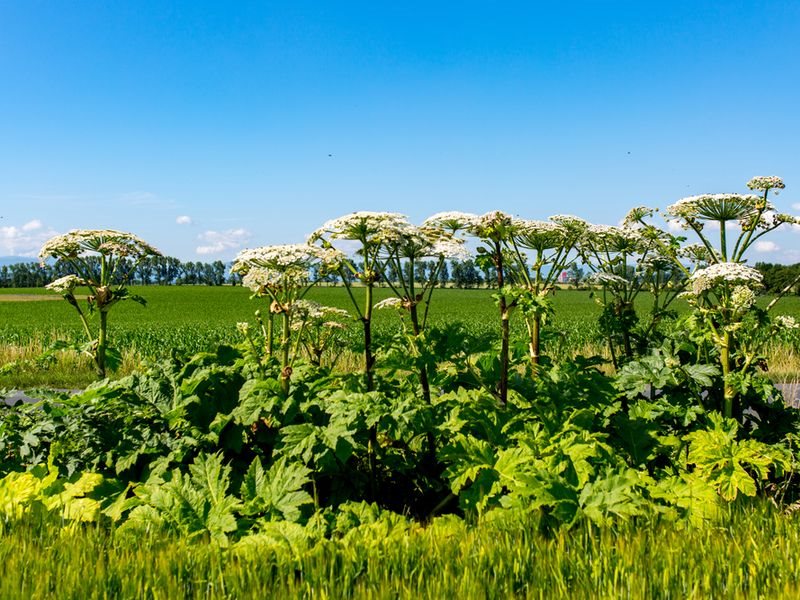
[2, 285, 800, 388]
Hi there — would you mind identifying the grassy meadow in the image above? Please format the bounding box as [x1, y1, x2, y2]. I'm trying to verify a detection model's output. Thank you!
[3, 502, 800, 599]
[1, 285, 800, 388]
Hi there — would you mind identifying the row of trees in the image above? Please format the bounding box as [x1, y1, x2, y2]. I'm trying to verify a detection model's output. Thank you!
[755, 262, 800, 295]
[0, 257, 586, 289]
[9, 256, 800, 296]
[0, 257, 227, 288]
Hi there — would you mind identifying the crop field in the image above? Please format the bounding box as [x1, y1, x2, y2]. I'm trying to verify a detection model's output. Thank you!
[1, 285, 799, 388]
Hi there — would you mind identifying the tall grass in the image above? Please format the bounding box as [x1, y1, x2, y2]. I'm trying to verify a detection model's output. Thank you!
[2, 502, 800, 598]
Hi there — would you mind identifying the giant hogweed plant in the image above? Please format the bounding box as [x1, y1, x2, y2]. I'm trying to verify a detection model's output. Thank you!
[231, 244, 342, 392]
[308, 212, 410, 393]
[308, 212, 412, 498]
[505, 215, 588, 369]
[424, 211, 519, 404]
[425, 212, 591, 400]
[661, 176, 800, 419]
[376, 223, 470, 406]
[577, 219, 689, 369]
[39, 229, 162, 378]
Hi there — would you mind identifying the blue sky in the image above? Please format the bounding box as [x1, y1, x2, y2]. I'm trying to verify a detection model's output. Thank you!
[1, 1, 799, 261]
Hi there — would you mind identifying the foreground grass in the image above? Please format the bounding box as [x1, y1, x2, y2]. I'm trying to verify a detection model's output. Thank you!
[2, 502, 800, 599]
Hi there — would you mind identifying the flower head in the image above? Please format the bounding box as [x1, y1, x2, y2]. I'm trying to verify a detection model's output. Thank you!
[422, 212, 479, 232]
[746, 176, 785, 192]
[549, 215, 589, 232]
[233, 244, 342, 291]
[382, 224, 470, 261]
[689, 262, 763, 295]
[623, 206, 655, 227]
[45, 274, 87, 294]
[373, 297, 404, 310]
[666, 194, 767, 222]
[513, 219, 568, 251]
[308, 212, 411, 246]
[39, 229, 161, 266]
[582, 225, 645, 254]
[775, 315, 799, 330]
[588, 272, 629, 287]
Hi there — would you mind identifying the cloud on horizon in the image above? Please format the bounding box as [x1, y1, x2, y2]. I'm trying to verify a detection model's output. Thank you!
[755, 240, 780, 253]
[0, 219, 58, 257]
[196, 228, 250, 256]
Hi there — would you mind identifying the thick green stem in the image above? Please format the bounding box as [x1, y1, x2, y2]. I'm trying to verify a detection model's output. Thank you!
[495, 240, 509, 405]
[721, 331, 735, 419]
[280, 311, 290, 394]
[719, 220, 728, 262]
[410, 302, 436, 460]
[363, 283, 375, 391]
[96, 311, 108, 379]
[527, 313, 541, 368]
[266, 311, 274, 357]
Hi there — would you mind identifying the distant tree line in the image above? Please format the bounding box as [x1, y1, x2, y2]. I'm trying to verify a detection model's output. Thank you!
[0, 256, 592, 289]
[755, 262, 800, 295]
[0, 256, 228, 288]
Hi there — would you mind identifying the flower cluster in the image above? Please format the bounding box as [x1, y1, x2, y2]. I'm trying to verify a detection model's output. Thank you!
[373, 297, 404, 310]
[747, 176, 785, 192]
[689, 262, 763, 295]
[775, 315, 799, 330]
[383, 224, 471, 261]
[588, 272, 629, 287]
[622, 206, 655, 227]
[45, 274, 87, 294]
[730, 285, 757, 311]
[290, 300, 350, 330]
[666, 194, 767, 222]
[308, 212, 411, 246]
[241, 267, 289, 292]
[677, 243, 712, 264]
[513, 219, 568, 251]
[582, 225, 645, 254]
[422, 211, 479, 232]
[549, 215, 589, 232]
[39, 229, 161, 265]
[233, 244, 341, 273]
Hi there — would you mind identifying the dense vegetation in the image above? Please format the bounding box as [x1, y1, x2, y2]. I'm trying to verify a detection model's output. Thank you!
[3, 177, 800, 597]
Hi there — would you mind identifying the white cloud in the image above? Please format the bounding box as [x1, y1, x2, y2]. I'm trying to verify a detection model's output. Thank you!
[21, 219, 42, 232]
[176, 215, 192, 225]
[0, 220, 59, 257]
[704, 220, 740, 232]
[754, 241, 780, 253]
[196, 228, 251, 256]
[792, 203, 800, 211]
[666, 220, 684, 233]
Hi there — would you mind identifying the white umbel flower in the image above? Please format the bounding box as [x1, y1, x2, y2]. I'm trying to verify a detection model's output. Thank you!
[689, 262, 763, 295]
[45, 274, 87, 294]
[666, 194, 768, 222]
[308, 212, 411, 245]
[588, 272, 629, 287]
[422, 211, 479, 232]
[746, 176, 785, 191]
[775, 315, 799, 330]
[39, 229, 161, 266]
[373, 297, 404, 310]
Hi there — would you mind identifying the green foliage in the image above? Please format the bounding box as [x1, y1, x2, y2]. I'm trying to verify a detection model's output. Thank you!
[240, 456, 313, 523]
[685, 413, 790, 501]
[120, 452, 241, 545]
